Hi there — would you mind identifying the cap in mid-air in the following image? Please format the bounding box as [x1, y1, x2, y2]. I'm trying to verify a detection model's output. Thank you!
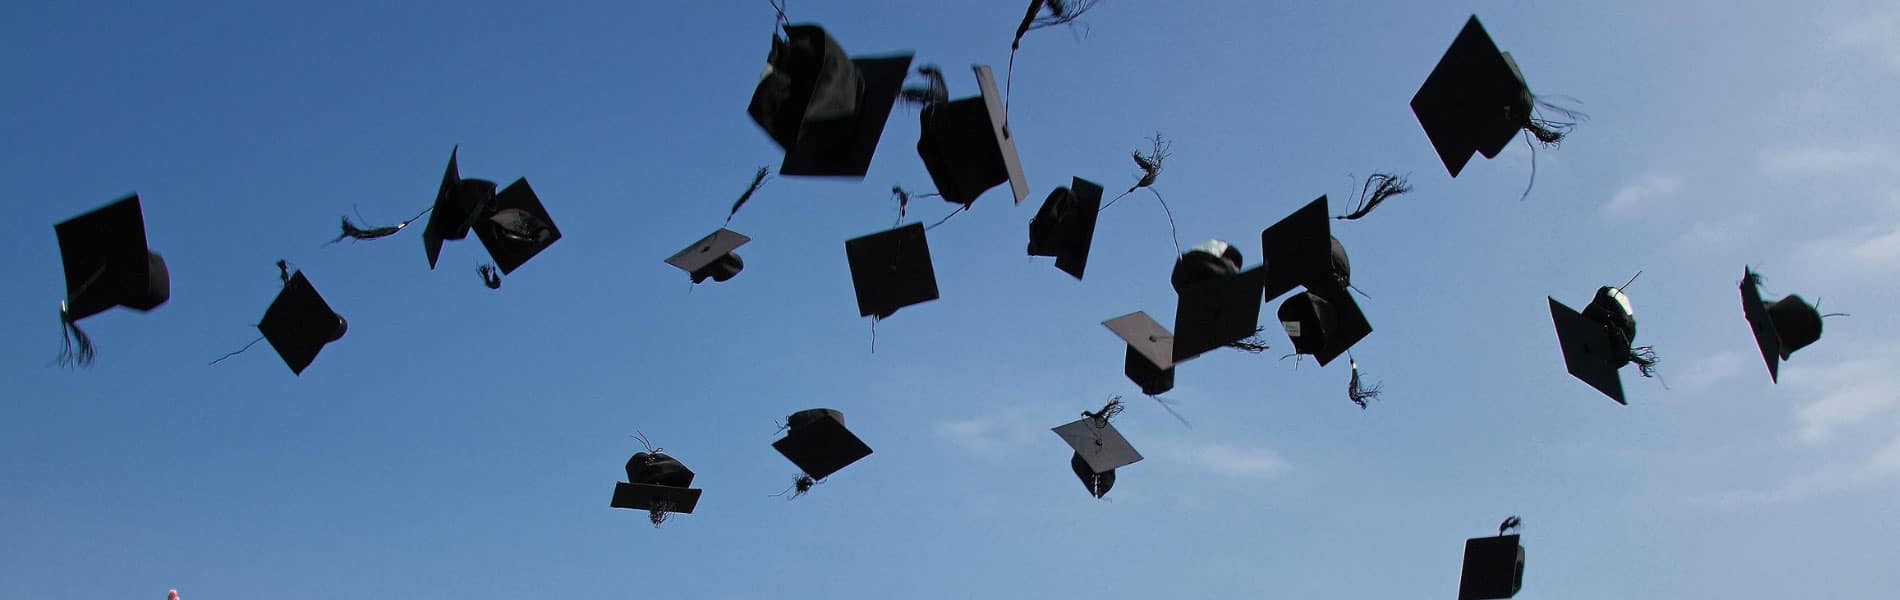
[53, 194, 171, 366]
[748, 24, 914, 178]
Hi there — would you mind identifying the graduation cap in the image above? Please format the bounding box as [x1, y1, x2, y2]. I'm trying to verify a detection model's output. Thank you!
[1458, 533, 1526, 600]
[844, 222, 939, 319]
[1278, 288, 1372, 367]
[1411, 15, 1576, 179]
[1027, 177, 1104, 280]
[473, 178, 561, 275]
[1172, 266, 1267, 363]
[1740, 268, 1828, 383]
[773, 409, 873, 484]
[1259, 197, 1372, 364]
[748, 24, 913, 177]
[916, 65, 1029, 206]
[1170, 239, 1244, 294]
[612, 447, 703, 527]
[1052, 403, 1142, 498]
[259, 271, 347, 376]
[53, 194, 171, 366]
[667, 229, 750, 284]
[1549, 284, 1657, 405]
[423, 146, 498, 269]
[1105, 312, 1175, 396]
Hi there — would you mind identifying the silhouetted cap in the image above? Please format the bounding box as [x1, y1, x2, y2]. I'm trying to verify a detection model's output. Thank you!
[916, 65, 1029, 206]
[1170, 239, 1244, 294]
[748, 24, 914, 177]
[1027, 177, 1104, 280]
[612, 452, 702, 515]
[1259, 196, 1341, 301]
[1069, 452, 1116, 498]
[1172, 267, 1266, 363]
[844, 223, 939, 318]
[1277, 289, 1372, 367]
[773, 408, 872, 480]
[1106, 312, 1176, 395]
[474, 179, 561, 275]
[55, 194, 170, 320]
[259, 271, 347, 376]
[1740, 268, 1825, 383]
[668, 229, 750, 284]
[423, 146, 498, 269]
[1411, 15, 1534, 178]
[1458, 534, 1525, 600]
[1053, 414, 1141, 498]
[1548, 295, 1626, 404]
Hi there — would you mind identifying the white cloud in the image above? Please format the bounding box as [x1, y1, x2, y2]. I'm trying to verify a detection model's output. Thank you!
[1830, 10, 1900, 68]
[1673, 350, 1747, 392]
[1160, 442, 1289, 479]
[1790, 355, 1900, 444]
[1848, 224, 1900, 265]
[935, 413, 1043, 458]
[1757, 143, 1900, 177]
[1604, 174, 1681, 217]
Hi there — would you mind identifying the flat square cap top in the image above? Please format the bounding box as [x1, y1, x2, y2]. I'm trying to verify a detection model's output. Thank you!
[1104, 311, 1174, 370]
[55, 194, 160, 319]
[915, 65, 1029, 206]
[1411, 15, 1532, 178]
[259, 271, 346, 376]
[1549, 297, 1625, 405]
[611, 482, 704, 514]
[1052, 417, 1143, 474]
[773, 412, 873, 480]
[1172, 267, 1267, 363]
[1260, 196, 1335, 302]
[749, 25, 914, 178]
[1739, 268, 1782, 383]
[474, 178, 562, 275]
[422, 146, 496, 269]
[668, 228, 752, 273]
[1027, 177, 1104, 280]
[844, 222, 939, 318]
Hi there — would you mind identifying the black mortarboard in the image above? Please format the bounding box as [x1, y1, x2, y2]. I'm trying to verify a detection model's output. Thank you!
[748, 24, 914, 177]
[1259, 196, 1341, 302]
[1105, 312, 1175, 394]
[1170, 239, 1244, 294]
[55, 194, 171, 321]
[1277, 288, 1372, 367]
[773, 408, 873, 481]
[1740, 268, 1825, 383]
[1069, 452, 1116, 498]
[473, 178, 561, 275]
[844, 223, 939, 319]
[1172, 267, 1266, 363]
[1458, 534, 1526, 600]
[1053, 414, 1141, 498]
[612, 451, 703, 520]
[1411, 15, 1537, 178]
[917, 65, 1029, 206]
[1027, 177, 1104, 280]
[1548, 296, 1627, 404]
[667, 229, 750, 284]
[423, 146, 498, 269]
[259, 271, 347, 376]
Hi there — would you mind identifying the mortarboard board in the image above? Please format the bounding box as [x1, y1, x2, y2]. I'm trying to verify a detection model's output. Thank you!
[473, 178, 561, 275]
[423, 146, 499, 269]
[667, 229, 751, 284]
[611, 482, 704, 515]
[916, 65, 1029, 206]
[1027, 177, 1104, 280]
[55, 194, 170, 321]
[1458, 534, 1526, 600]
[1411, 15, 1536, 178]
[1740, 268, 1825, 383]
[748, 24, 914, 178]
[1052, 416, 1143, 475]
[1277, 288, 1373, 367]
[844, 222, 939, 319]
[1259, 196, 1339, 302]
[1172, 267, 1266, 363]
[773, 408, 873, 481]
[1106, 312, 1176, 395]
[259, 271, 347, 376]
[1548, 296, 1626, 404]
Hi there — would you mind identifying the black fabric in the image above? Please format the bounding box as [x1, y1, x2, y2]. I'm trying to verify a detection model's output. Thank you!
[1124, 345, 1175, 396]
[54, 194, 169, 321]
[1766, 295, 1823, 359]
[1411, 15, 1534, 178]
[844, 223, 940, 319]
[626, 452, 696, 488]
[473, 179, 561, 275]
[1070, 452, 1115, 499]
[773, 409, 872, 480]
[1458, 535, 1526, 600]
[1026, 178, 1104, 280]
[1169, 248, 1240, 295]
[917, 96, 1008, 206]
[258, 271, 347, 376]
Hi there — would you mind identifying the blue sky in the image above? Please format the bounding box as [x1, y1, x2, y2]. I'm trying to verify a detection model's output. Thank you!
[4, 0, 1899, 598]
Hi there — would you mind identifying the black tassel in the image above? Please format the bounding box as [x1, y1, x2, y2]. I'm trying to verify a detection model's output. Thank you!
[1150, 394, 1192, 429]
[57, 306, 96, 368]
[648, 509, 669, 527]
[1336, 173, 1412, 221]
[1348, 358, 1383, 410]
[208, 336, 264, 366]
[725, 167, 771, 226]
[1101, 133, 1170, 209]
[772, 474, 818, 500]
[1082, 396, 1125, 426]
[1630, 346, 1661, 378]
[477, 264, 502, 290]
[900, 65, 949, 108]
[325, 208, 430, 246]
[1015, 0, 1098, 47]
[1226, 326, 1273, 353]
[276, 260, 292, 285]
[1524, 98, 1585, 146]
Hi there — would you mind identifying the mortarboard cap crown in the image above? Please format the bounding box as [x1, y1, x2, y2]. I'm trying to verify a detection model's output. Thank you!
[1027, 177, 1104, 280]
[916, 65, 1029, 206]
[749, 25, 914, 177]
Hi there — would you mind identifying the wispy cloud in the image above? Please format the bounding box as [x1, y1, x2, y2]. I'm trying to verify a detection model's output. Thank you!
[1673, 350, 1747, 392]
[1757, 143, 1900, 178]
[936, 412, 1044, 458]
[1789, 354, 1900, 444]
[1604, 174, 1681, 217]
[1159, 442, 1290, 479]
[1829, 9, 1900, 68]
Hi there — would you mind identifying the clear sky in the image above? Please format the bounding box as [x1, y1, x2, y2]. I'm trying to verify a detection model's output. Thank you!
[4, 0, 1898, 598]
